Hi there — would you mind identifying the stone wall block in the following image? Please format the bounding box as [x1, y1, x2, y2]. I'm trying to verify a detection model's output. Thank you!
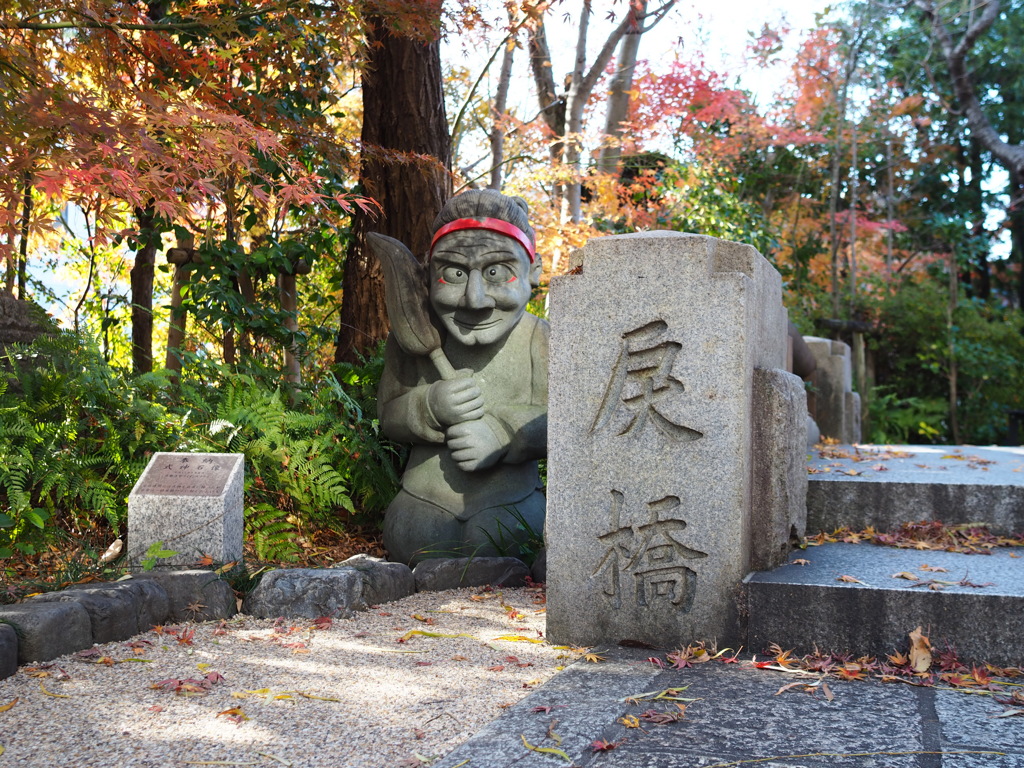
[129, 569, 237, 622]
[0, 602, 92, 663]
[30, 579, 169, 645]
[0, 623, 17, 680]
[334, 554, 415, 605]
[412, 557, 529, 592]
[242, 569, 365, 619]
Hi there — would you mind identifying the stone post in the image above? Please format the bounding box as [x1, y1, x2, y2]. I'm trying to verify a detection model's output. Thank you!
[803, 336, 862, 444]
[546, 233, 806, 648]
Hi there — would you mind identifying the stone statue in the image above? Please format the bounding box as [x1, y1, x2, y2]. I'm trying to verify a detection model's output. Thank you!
[371, 190, 548, 565]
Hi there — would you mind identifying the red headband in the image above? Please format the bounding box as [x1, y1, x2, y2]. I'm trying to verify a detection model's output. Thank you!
[430, 217, 536, 262]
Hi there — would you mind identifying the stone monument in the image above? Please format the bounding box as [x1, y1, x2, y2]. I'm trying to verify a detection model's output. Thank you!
[546, 233, 806, 649]
[127, 452, 244, 567]
[803, 336, 861, 444]
[374, 190, 548, 565]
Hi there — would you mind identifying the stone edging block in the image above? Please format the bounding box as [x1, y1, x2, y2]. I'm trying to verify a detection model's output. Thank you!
[412, 557, 529, 592]
[0, 622, 18, 679]
[0, 569, 238, 679]
[1, 556, 530, 677]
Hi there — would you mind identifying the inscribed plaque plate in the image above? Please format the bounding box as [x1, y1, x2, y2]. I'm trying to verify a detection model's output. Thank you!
[134, 453, 240, 497]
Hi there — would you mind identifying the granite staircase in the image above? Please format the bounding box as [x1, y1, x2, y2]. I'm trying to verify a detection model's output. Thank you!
[745, 444, 1024, 666]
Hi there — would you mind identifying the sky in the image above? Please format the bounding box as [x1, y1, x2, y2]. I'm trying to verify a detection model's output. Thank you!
[446, 0, 832, 113]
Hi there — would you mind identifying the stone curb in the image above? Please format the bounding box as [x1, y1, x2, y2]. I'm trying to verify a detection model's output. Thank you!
[0, 569, 237, 676]
[0, 556, 533, 680]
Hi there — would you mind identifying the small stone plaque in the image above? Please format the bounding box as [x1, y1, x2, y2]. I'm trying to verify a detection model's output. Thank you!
[128, 452, 244, 567]
[134, 453, 239, 497]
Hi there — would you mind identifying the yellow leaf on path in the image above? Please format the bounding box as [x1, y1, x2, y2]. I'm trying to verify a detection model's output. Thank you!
[520, 734, 571, 762]
[398, 630, 475, 643]
[39, 682, 69, 698]
[909, 626, 932, 673]
[493, 634, 544, 644]
[298, 693, 341, 702]
[0, 698, 18, 713]
[892, 572, 920, 581]
[197, 663, 212, 672]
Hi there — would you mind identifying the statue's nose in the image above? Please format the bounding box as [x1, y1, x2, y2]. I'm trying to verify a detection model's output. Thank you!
[462, 270, 496, 310]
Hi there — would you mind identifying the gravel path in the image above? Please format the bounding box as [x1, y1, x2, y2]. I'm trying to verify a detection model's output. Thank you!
[0, 585, 577, 768]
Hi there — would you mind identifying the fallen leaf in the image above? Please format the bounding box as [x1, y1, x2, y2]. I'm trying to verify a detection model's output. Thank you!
[821, 682, 835, 702]
[0, 698, 18, 713]
[216, 707, 250, 724]
[99, 538, 123, 563]
[920, 564, 948, 573]
[791, 559, 811, 566]
[397, 630, 475, 643]
[520, 734, 570, 762]
[39, 682, 69, 698]
[584, 652, 606, 663]
[147, 705, 164, 713]
[487, 665, 505, 672]
[618, 715, 642, 728]
[909, 626, 932, 673]
[492, 634, 544, 644]
[591, 738, 623, 752]
[837, 575, 868, 584]
[891, 572, 920, 581]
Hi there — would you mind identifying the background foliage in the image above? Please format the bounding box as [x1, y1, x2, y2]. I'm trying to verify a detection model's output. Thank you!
[2, 0, 1023, 578]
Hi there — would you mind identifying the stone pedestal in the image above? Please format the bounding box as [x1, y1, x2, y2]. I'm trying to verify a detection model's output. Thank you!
[803, 336, 861, 443]
[546, 233, 805, 649]
[127, 452, 244, 567]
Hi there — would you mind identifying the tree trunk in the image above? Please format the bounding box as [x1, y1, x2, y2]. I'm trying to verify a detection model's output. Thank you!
[1009, 169, 1024, 309]
[488, 26, 516, 191]
[16, 170, 31, 299]
[597, 2, 645, 176]
[335, 13, 451, 365]
[130, 204, 158, 375]
[164, 232, 194, 377]
[279, 270, 301, 389]
[947, 250, 960, 443]
[527, 16, 566, 203]
[849, 123, 858, 312]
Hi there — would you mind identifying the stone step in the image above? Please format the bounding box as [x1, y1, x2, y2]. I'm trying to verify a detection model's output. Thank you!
[745, 541, 1024, 667]
[807, 444, 1024, 534]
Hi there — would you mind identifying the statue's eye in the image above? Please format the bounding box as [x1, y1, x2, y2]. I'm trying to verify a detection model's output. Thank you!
[483, 264, 514, 283]
[441, 266, 467, 283]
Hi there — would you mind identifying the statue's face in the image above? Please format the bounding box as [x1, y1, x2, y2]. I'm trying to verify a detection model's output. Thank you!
[429, 228, 535, 347]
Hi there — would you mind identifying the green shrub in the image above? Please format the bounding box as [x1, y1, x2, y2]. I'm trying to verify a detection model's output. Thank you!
[0, 334, 185, 557]
[0, 334, 398, 564]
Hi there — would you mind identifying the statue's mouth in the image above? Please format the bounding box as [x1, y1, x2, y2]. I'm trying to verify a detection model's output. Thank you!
[454, 317, 501, 330]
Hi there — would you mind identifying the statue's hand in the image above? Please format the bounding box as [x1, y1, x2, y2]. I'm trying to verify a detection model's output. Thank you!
[428, 375, 485, 426]
[446, 417, 508, 472]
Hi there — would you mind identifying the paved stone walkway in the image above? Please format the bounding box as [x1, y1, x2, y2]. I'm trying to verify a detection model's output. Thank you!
[438, 647, 1024, 767]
